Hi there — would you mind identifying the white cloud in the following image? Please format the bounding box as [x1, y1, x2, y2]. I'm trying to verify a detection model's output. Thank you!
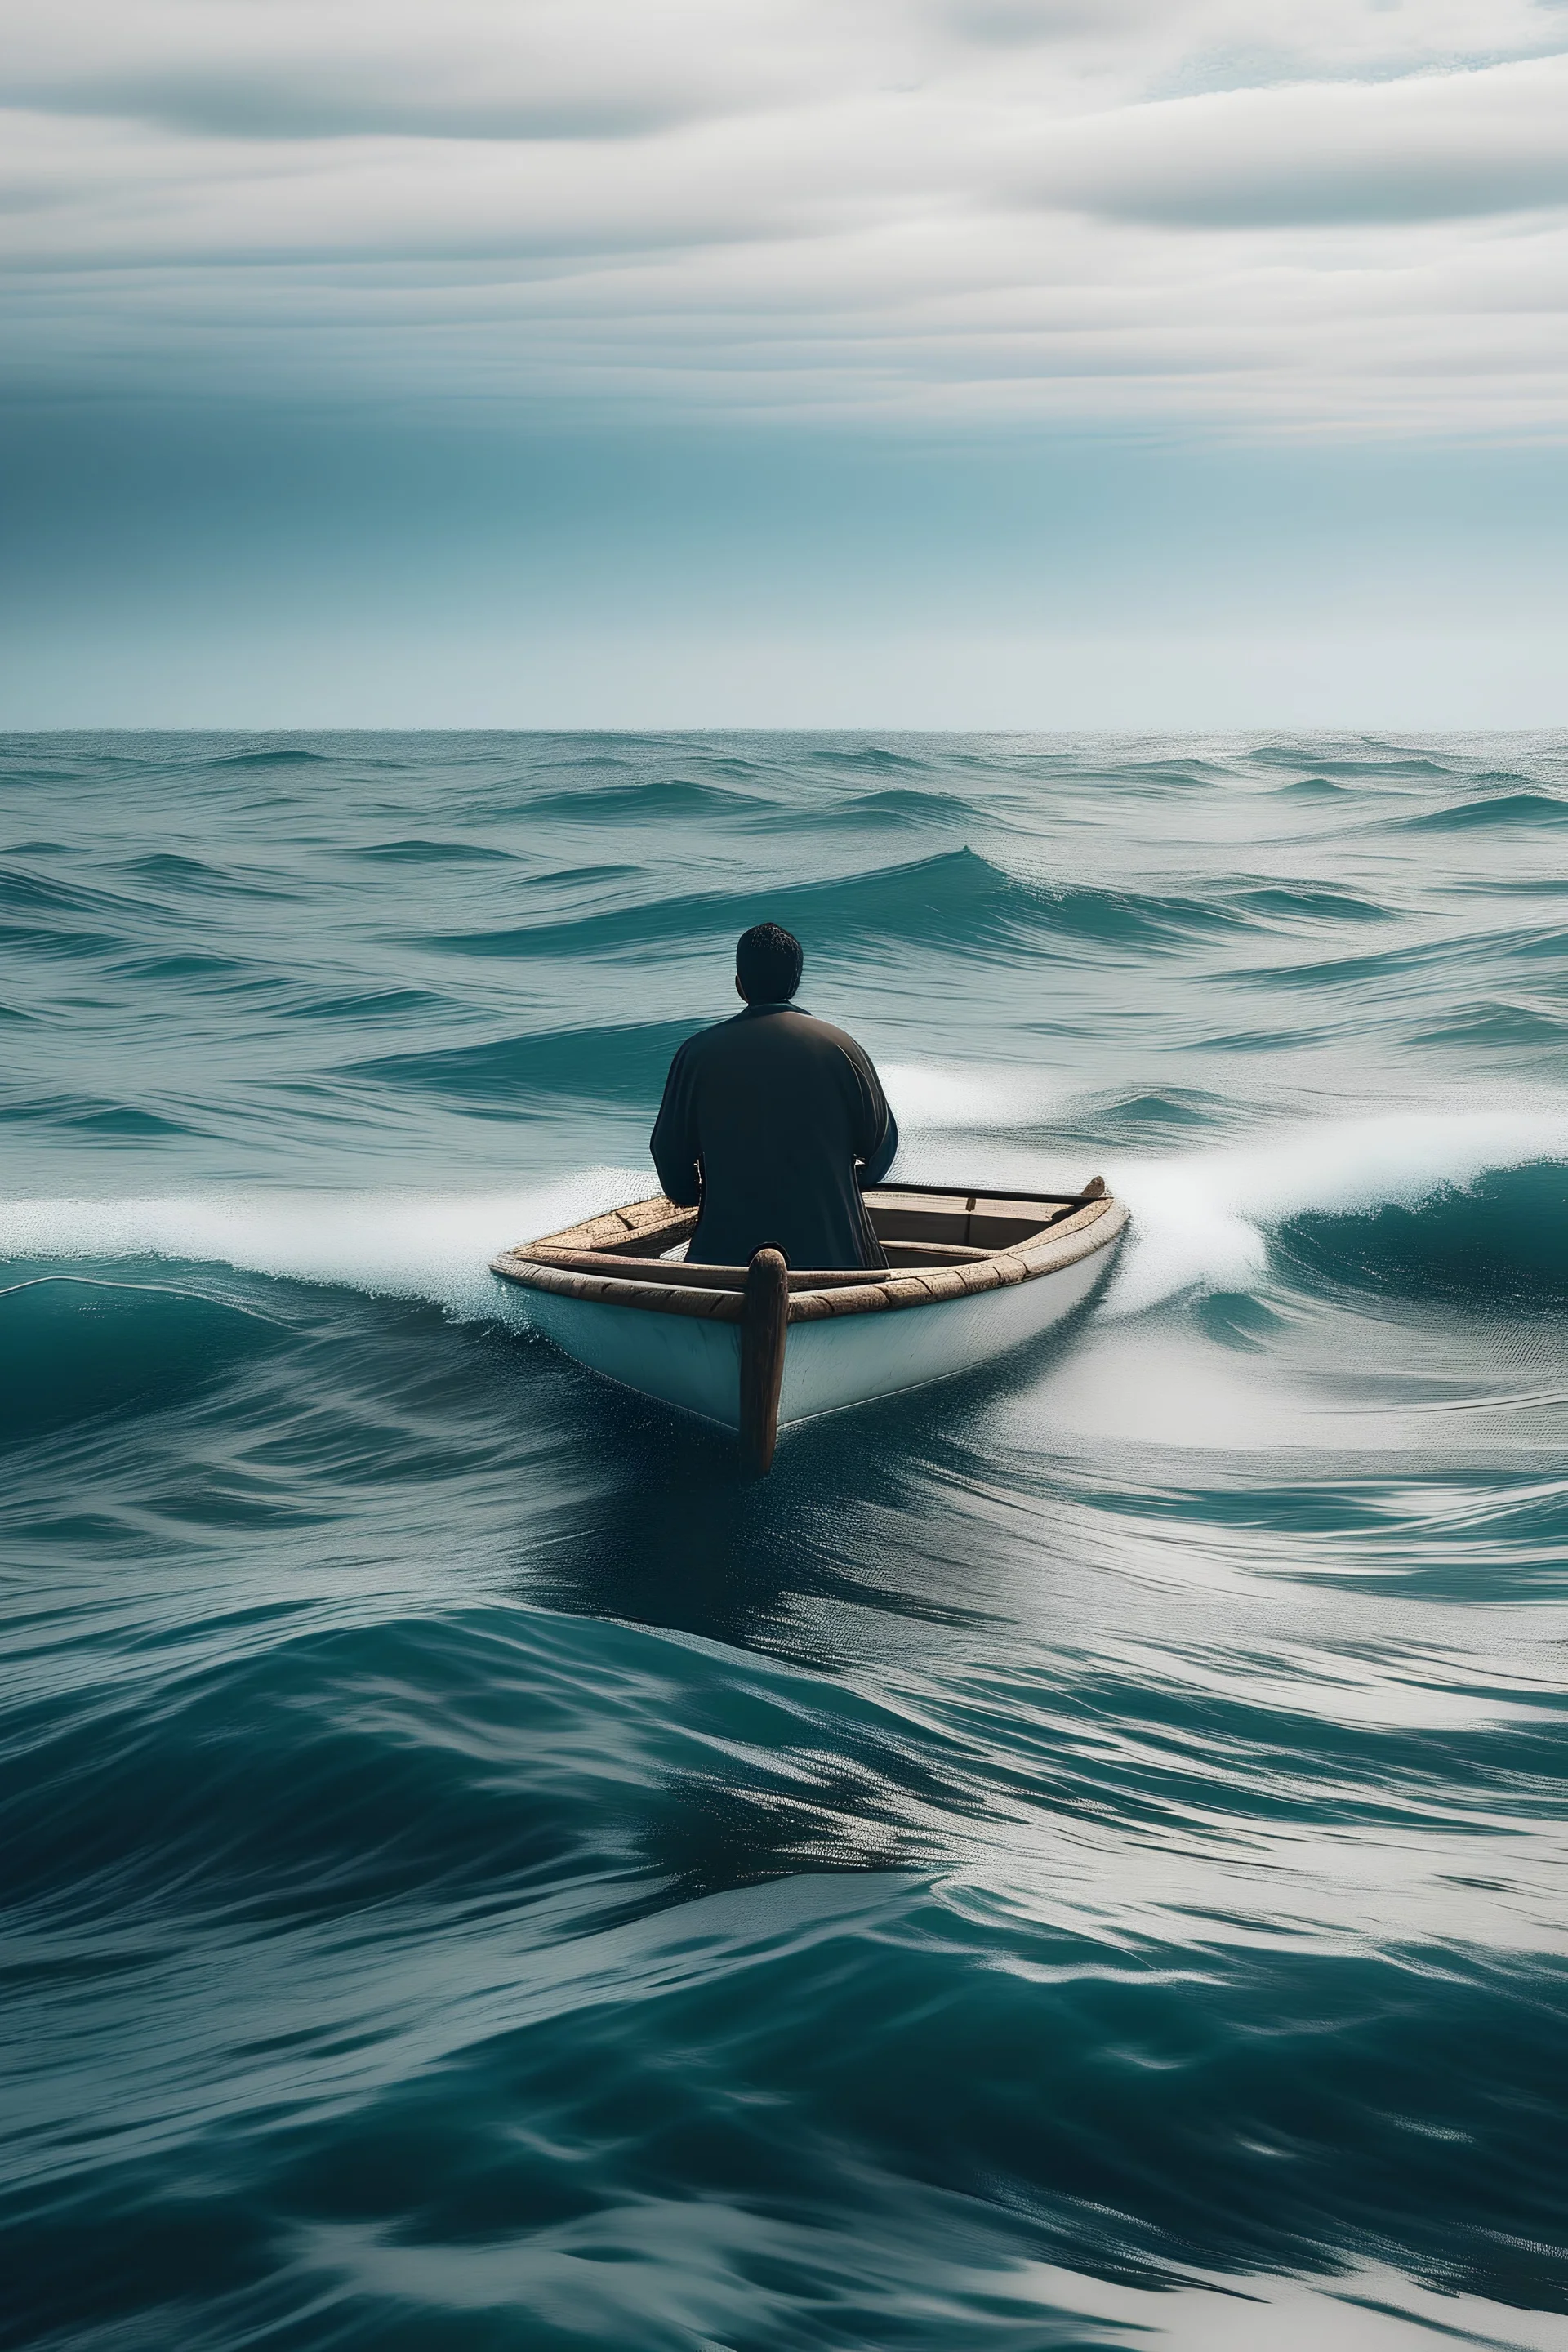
[1018, 57, 1568, 225]
[2, 0, 1566, 432]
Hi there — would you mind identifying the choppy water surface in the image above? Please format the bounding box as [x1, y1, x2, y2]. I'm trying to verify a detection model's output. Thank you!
[3, 732, 1566, 2351]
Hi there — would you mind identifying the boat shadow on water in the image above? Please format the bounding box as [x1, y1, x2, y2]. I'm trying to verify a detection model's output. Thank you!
[510, 1267, 1112, 1660]
[506, 1277, 1115, 1898]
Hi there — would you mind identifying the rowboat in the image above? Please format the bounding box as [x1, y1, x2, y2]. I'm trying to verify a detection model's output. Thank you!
[492, 1178, 1128, 1472]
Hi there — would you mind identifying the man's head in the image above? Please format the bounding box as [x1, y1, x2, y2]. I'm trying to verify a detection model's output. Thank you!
[735, 921, 804, 1004]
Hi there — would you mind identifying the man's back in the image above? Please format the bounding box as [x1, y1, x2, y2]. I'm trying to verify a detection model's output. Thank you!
[651, 1000, 896, 1269]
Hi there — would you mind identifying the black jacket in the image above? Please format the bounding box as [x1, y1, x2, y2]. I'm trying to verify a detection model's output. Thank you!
[650, 1001, 898, 1269]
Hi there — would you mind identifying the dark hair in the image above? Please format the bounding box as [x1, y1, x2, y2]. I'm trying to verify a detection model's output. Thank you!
[736, 921, 803, 1003]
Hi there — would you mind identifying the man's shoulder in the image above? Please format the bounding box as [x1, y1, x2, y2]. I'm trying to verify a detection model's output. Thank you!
[795, 1010, 867, 1057]
[681, 1005, 876, 1071]
[675, 1009, 747, 1058]
[665, 1013, 746, 1081]
[778, 1007, 879, 1072]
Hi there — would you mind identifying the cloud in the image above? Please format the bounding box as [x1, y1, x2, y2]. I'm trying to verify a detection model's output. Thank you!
[1021, 56, 1568, 226]
[23, 72, 687, 145]
[930, 0, 1121, 49]
[1, 0, 1567, 434]
[2, 0, 831, 143]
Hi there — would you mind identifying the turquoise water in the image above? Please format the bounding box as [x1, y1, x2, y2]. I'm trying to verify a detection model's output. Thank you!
[2, 732, 1566, 2350]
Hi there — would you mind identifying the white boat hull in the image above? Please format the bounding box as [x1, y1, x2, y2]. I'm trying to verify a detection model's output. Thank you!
[517, 1235, 1117, 1432]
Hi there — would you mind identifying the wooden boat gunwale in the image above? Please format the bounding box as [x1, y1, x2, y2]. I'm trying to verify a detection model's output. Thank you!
[490, 1182, 1125, 1328]
[492, 1179, 1128, 1470]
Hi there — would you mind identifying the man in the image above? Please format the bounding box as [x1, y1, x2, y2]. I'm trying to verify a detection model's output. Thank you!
[651, 922, 898, 1269]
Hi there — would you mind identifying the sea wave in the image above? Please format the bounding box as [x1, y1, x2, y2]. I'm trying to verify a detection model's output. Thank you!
[1280, 1160, 1568, 1303]
[789, 787, 977, 831]
[351, 1022, 702, 1111]
[344, 836, 518, 866]
[523, 778, 772, 824]
[209, 745, 335, 770]
[6, 1107, 1565, 1333]
[416, 849, 1254, 969]
[419, 849, 1046, 963]
[0, 1276, 284, 1441]
[1399, 791, 1568, 833]
[1107, 1109, 1568, 1313]
[0, 1175, 642, 1321]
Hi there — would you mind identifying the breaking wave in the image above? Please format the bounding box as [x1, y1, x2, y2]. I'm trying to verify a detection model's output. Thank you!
[6, 1105, 1564, 1331]
[1107, 1107, 1568, 1313]
[0, 1174, 641, 1322]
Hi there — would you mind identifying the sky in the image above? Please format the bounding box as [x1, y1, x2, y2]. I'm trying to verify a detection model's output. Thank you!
[2, 0, 1566, 726]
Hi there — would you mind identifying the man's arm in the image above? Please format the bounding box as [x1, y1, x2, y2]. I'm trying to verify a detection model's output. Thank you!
[862, 1102, 898, 1187]
[843, 1040, 898, 1185]
[650, 1044, 702, 1206]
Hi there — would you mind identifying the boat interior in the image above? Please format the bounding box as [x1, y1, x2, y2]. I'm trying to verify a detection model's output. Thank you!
[516, 1181, 1107, 1295]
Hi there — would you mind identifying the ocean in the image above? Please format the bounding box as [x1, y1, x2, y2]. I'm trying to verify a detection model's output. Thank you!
[2, 731, 1566, 2351]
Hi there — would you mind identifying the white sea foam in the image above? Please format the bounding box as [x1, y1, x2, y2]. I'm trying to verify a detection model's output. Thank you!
[888, 1063, 1568, 1314]
[881, 1062, 1062, 1134]
[1105, 1107, 1568, 1314]
[3, 1110, 1565, 1326]
[0, 1169, 644, 1322]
